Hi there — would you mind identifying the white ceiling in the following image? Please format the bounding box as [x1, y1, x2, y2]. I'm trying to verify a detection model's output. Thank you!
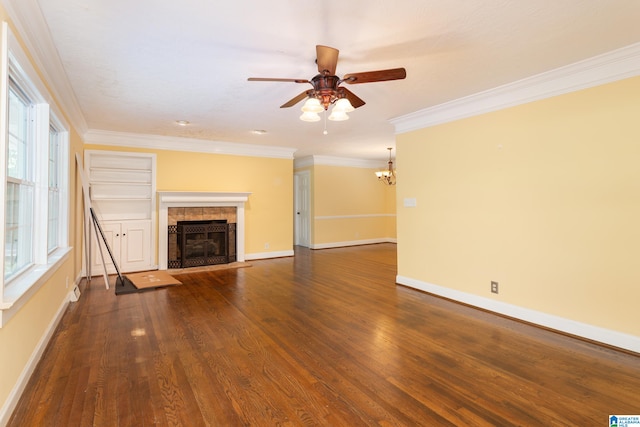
[7, 0, 640, 160]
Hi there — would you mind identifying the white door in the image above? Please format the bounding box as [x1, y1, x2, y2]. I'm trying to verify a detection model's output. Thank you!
[294, 170, 311, 247]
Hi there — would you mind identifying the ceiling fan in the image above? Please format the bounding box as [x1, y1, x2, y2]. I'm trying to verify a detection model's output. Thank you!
[248, 45, 406, 121]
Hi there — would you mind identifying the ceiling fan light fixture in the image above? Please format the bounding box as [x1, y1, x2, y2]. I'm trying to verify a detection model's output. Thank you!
[300, 111, 321, 122]
[248, 45, 406, 130]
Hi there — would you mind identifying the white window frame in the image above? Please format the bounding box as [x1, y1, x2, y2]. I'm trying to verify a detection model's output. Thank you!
[0, 22, 70, 327]
[48, 118, 68, 254]
[48, 125, 60, 253]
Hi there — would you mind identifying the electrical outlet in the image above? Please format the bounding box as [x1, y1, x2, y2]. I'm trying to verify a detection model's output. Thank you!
[491, 281, 499, 294]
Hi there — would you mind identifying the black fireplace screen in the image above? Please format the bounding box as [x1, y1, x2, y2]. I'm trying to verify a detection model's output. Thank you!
[168, 220, 236, 268]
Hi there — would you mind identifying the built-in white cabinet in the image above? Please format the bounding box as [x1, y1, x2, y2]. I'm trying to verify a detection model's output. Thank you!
[85, 150, 156, 275]
[90, 221, 152, 274]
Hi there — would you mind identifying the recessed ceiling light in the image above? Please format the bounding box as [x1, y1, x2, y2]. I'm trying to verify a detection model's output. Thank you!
[251, 129, 267, 135]
[176, 120, 190, 126]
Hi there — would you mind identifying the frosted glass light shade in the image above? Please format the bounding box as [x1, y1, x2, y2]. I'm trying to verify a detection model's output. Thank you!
[301, 97, 324, 113]
[300, 111, 321, 122]
[328, 109, 349, 121]
[333, 98, 354, 112]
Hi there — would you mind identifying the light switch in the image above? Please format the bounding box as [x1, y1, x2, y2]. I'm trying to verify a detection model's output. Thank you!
[403, 197, 417, 207]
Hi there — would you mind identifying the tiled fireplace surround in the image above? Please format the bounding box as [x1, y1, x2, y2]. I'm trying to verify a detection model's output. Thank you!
[158, 191, 251, 270]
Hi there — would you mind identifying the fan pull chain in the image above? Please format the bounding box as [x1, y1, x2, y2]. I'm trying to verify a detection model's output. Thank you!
[323, 110, 328, 135]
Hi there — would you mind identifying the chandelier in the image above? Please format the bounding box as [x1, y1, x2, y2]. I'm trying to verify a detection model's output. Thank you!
[299, 75, 355, 122]
[375, 147, 396, 185]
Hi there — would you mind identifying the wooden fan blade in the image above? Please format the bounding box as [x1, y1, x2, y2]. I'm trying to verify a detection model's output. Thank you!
[280, 91, 311, 108]
[316, 45, 339, 75]
[342, 68, 406, 84]
[248, 77, 310, 83]
[341, 87, 366, 109]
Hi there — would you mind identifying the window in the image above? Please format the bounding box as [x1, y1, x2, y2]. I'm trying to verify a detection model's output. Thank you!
[0, 21, 70, 326]
[5, 79, 35, 280]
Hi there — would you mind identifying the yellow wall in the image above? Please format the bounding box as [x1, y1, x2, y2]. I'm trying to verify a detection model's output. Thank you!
[311, 164, 396, 246]
[383, 178, 397, 238]
[0, 263, 76, 404]
[396, 76, 640, 337]
[84, 144, 294, 255]
[0, 8, 84, 416]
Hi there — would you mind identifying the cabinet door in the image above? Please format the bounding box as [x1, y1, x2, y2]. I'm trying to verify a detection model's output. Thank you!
[90, 222, 121, 275]
[120, 220, 151, 272]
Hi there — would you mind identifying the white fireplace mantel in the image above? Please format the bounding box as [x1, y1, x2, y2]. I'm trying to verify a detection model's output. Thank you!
[158, 191, 251, 270]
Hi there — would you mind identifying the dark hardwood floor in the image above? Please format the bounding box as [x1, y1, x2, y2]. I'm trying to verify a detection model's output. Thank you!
[9, 244, 640, 426]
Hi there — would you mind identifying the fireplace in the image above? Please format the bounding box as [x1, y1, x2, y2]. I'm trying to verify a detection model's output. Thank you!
[168, 220, 236, 268]
[158, 191, 251, 270]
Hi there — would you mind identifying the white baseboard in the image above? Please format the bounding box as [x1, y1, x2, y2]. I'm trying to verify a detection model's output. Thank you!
[0, 294, 71, 426]
[244, 240, 397, 259]
[311, 238, 396, 250]
[244, 249, 294, 261]
[396, 275, 640, 354]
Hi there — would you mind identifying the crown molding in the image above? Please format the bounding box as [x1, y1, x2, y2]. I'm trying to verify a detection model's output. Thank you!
[294, 155, 382, 169]
[293, 156, 314, 169]
[390, 42, 640, 134]
[1, 0, 88, 135]
[84, 129, 297, 159]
